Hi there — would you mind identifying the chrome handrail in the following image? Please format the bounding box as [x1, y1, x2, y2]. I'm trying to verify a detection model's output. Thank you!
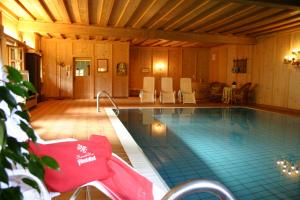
[96, 90, 120, 115]
[162, 179, 236, 200]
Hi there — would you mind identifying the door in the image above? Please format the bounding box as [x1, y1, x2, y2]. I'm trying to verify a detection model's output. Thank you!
[73, 58, 92, 99]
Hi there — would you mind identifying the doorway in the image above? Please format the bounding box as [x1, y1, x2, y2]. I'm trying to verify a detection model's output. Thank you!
[73, 58, 92, 99]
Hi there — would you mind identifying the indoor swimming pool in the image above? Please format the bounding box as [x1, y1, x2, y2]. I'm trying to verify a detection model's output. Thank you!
[117, 107, 300, 200]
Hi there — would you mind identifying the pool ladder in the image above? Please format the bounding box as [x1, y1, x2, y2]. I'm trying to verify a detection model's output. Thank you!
[96, 90, 120, 115]
[162, 179, 236, 200]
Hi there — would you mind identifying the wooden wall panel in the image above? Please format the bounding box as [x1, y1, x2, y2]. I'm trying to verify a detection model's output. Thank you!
[153, 48, 168, 92]
[209, 31, 300, 110]
[288, 31, 300, 110]
[129, 47, 209, 94]
[112, 42, 129, 97]
[168, 48, 182, 91]
[41, 39, 58, 97]
[129, 47, 152, 90]
[94, 43, 112, 96]
[42, 39, 128, 99]
[57, 40, 72, 98]
[196, 48, 209, 83]
[182, 48, 197, 79]
[209, 46, 229, 84]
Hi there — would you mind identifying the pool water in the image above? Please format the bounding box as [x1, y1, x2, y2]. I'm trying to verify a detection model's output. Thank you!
[117, 108, 300, 200]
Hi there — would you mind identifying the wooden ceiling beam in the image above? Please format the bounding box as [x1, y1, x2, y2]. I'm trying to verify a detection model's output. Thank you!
[59, 0, 71, 23]
[131, 38, 146, 45]
[115, 0, 142, 27]
[241, 14, 300, 35]
[38, 0, 56, 22]
[98, 0, 114, 26]
[79, 0, 89, 24]
[163, 0, 213, 31]
[180, 2, 236, 32]
[139, 39, 159, 46]
[252, 21, 300, 36]
[219, 0, 300, 10]
[211, 8, 281, 33]
[131, 0, 169, 29]
[14, 0, 36, 20]
[149, 39, 170, 47]
[231, 10, 300, 34]
[147, 0, 186, 29]
[197, 5, 258, 32]
[160, 40, 181, 47]
[0, 2, 19, 20]
[18, 21, 256, 45]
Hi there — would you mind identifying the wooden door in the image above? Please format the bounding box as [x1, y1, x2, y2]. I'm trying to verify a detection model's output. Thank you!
[73, 58, 92, 99]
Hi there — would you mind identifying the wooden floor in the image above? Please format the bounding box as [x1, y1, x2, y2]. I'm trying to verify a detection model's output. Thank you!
[30, 98, 300, 199]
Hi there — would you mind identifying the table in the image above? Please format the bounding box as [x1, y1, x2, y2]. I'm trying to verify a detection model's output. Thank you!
[222, 87, 233, 104]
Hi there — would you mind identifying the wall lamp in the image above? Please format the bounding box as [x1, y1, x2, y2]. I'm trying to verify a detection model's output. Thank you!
[284, 49, 300, 67]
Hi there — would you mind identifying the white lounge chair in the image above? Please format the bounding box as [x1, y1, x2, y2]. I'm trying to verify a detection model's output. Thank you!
[160, 77, 176, 103]
[139, 77, 156, 103]
[178, 78, 196, 104]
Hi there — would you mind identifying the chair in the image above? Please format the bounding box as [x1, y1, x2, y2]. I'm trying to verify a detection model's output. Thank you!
[232, 82, 251, 104]
[178, 78, 196, 104]
[139, 77, 156, 103]
[160, 77, 176, 103]
[209, 82, 226, 102]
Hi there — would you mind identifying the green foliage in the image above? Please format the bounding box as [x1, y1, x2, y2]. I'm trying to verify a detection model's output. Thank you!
[0, 65, 59, 199]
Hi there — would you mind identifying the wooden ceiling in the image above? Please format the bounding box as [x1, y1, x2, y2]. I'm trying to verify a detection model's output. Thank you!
[1, 0, 300, 47]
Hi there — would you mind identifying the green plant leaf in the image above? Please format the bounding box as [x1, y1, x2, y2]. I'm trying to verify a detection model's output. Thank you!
[15, 111, 30, 122]
[3, 148, 26, 166]
[23, 81, 37, 93]
[6, 137, 21, 154]
[0, 109, 7, 120]
[0, 86, 18, 108]
[6, 83, 28, 98]
[28, 158, 45, 180]
[41, 156, 59, 170]
[5, 65, 23, 83]
[20, 121, 36, 142]
[0, 120, 7, 149]
[20, 141, 29, 149]
[0, 154, 12, 169]
[22, 178, 41, 193]
[0, 165, 8, 184]
[0, 186, 23, 200]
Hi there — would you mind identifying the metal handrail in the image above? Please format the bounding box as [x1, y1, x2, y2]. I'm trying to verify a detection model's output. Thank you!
[96, 90, 120, 115]
[162, 179, 236, 200]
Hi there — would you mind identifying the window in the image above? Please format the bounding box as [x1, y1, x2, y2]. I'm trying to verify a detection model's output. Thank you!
[74, 59, 91, 77]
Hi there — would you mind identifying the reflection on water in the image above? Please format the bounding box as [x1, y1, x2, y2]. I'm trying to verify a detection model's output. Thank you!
[118, 108, 300, 200]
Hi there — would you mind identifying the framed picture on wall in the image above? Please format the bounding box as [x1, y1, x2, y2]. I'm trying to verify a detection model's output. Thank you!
[97, 59, 108, 73]
[117, 62, 127, 76]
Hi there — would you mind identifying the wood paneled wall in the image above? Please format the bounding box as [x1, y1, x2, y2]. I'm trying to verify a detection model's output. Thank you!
[41, 39, 129, 98]
[209, 45, 253, 86]
[129, 47, 209, 92]
[209, 31, 300, 110]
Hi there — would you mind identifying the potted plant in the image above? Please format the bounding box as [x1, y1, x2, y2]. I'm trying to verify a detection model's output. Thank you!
[0, 65, 58, 199]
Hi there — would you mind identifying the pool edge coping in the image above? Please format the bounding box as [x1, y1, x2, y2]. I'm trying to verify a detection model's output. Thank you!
[105, 108, 170, 193]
